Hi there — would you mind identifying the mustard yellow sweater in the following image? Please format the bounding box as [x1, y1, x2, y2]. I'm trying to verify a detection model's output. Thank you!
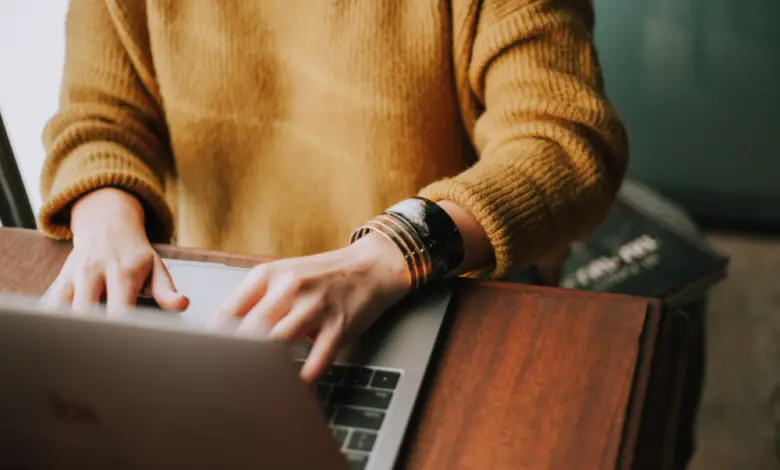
[39, 0, 628, 279]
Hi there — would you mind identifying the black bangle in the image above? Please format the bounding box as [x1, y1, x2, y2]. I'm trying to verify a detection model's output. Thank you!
[384, 197, 465, 280]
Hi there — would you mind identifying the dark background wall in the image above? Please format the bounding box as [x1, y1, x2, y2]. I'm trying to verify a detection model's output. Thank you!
[593, 0, 780, 230]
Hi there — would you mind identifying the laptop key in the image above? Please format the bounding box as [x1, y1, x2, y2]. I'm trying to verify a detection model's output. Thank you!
[370, 370, 401, 390]
[344, 367, 374, 387]
[322, 365, 348, 384]
[334, 407, 385, 430]
[331, 427, 349, 448]
[345, 452, 369, 470]
[330, 386, 392, 410]
[324, 405, 337, 420]
[348, 431, 377, 452]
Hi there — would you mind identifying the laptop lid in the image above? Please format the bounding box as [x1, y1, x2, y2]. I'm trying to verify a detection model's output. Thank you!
[0, 295, 347, 470]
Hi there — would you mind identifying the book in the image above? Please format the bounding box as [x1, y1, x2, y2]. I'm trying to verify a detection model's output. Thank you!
[558, 182, 730, 306]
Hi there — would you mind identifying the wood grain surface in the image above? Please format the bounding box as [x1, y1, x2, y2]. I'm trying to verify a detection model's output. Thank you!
[0, 228, 682, 470]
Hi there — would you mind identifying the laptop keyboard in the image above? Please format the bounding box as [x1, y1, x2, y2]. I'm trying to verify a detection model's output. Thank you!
[297, 362, 402, 470]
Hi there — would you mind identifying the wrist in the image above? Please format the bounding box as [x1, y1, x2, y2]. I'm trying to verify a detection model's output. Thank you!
[348, 197, 467, 293]
[436, 200, 492, 275]
[71, 188, 145, 235]
[348, 233, 411, 295]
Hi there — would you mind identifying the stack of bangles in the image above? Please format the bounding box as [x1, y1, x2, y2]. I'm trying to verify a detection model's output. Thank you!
[349, 197, 466, 290]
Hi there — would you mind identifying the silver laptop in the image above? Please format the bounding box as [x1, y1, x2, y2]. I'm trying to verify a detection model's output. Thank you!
[0, 258, 454, 470]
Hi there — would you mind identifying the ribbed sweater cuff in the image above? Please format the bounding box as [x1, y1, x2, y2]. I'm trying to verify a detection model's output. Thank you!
[419, 146, 567, 280]
[38, 143, 174, 243]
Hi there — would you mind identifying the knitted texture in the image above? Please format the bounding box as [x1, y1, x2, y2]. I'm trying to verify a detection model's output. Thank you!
[39, 0, 628, 279]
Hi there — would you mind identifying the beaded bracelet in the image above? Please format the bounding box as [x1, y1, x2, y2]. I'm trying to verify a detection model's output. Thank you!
[350, 197, 465, 289]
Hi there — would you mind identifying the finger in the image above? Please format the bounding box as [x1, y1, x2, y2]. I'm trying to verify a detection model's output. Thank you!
[42, 254, 77, 308]
[236, 281, 297, 336]
[150, 257, 189, 311]
[268, 295, 323, 341]
[72, 272, 105, 313]
[42, 278, 75, 309]
[300, 323, 341, 383]
[211, 267, 270, 328]
[105, 265, 146, 316]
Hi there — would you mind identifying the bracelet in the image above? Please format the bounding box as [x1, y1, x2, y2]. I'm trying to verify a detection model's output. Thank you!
[375, 213, 431, 284]
[352, 215, 426, 289]
[349, 197, 465, 289]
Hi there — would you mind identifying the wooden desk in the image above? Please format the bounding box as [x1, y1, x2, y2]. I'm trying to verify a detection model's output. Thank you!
[0, 228, 687, 470]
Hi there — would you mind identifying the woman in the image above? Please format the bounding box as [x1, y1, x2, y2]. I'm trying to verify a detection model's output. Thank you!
[39, 0, 628, 382]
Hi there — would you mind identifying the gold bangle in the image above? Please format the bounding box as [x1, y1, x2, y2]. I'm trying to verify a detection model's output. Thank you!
[350, 204, 449, 289]
[369, 216, 426, 286]
[351, 198, 465, 289]
[375, 213, 432, 284]
[377, 213, 433, 282]
[385, 197, 465, 279]
[350, 222, 421, 289]
[371, 219, 423, 288]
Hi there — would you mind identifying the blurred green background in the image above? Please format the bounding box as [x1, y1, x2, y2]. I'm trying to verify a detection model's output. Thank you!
[593, 0, 780, 230]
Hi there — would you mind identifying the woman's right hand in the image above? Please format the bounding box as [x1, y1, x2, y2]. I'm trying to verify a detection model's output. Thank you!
[43, 188, 189, 314]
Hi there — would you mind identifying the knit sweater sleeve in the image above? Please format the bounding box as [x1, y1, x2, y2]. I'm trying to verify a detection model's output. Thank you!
[38, 0, 174, 243]
[419, 0, 629, 280]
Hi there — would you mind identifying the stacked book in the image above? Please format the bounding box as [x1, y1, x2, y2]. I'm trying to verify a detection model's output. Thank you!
[557, 181, 730, 306]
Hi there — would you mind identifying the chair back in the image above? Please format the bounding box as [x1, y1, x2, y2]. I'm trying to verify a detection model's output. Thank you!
[0, 110, 36, 228]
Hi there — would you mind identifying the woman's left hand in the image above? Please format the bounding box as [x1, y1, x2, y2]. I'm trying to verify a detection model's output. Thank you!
[210, 234, 411, 382]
